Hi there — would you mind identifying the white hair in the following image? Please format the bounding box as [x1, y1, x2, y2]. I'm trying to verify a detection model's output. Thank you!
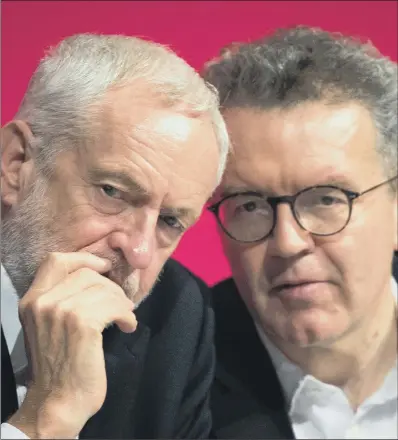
[16, 33, 229, 183]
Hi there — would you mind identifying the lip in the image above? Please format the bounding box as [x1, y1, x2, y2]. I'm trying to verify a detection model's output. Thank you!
[270, 281, 329, 301]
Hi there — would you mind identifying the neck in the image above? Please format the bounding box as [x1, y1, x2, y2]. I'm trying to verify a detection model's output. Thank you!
[269, 286, 397, 409]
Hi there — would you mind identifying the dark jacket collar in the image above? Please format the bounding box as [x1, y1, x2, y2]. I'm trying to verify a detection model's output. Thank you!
[80, 269, 160, 438]
[80, 322, 151, 439]
[211, 279, 294, 439]
[80, 258, 191, 438]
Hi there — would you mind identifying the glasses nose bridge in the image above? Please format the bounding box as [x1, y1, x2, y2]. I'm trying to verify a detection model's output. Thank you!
[268, 194, 297, 212]
[267, 194, 301, 235]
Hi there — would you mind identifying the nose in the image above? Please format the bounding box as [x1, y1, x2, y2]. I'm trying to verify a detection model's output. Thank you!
[268, 203, 314, 258]
[108, 211, 156, 270]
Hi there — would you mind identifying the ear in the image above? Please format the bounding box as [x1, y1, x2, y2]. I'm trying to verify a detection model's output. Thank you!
[1, 120, 35, 209]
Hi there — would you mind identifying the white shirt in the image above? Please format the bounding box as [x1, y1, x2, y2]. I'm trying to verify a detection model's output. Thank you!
[256, 278, 398, 439]
[1, 265, 30, 439]
[1, 266, 80, 439]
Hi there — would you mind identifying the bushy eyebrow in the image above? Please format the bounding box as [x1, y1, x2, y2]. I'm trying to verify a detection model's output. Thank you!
[87, 168, 151, 198]
[219, 175, 356, 199]
[160, 206, 199, 227]
[219, 186, 263, 198]
[313, 175, 356, 190]
[88, 167, 199, 225]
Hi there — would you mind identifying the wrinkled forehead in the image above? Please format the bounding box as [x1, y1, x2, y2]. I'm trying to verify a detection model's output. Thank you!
[92, 85, 176, 136]
[220, 102, 383, 192]
[92, 84, 217, 153]
[79, 89, 221, 206]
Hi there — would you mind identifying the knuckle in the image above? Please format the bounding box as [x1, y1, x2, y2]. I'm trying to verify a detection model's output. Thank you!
[75, 267, 94, 277]
[67, 312, 84, 331]
[74, 267, 99, 283]
[19, 296, 52, 325]
[18, 298, 29, 319]
[32, 297, 54, 319]
[57, 304, 83, 330]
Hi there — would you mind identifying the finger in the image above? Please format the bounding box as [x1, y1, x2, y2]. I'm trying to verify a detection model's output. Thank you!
[58, 287, 137, 334]
[20, 268, 134, 333]
[113, 313, 138, 333]
[29, 252, 112, 294]
[60, 281, 135, 311]
[24, 267, 126, 306]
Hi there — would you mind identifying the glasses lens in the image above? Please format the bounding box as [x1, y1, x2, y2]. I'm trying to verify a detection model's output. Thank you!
[217, 194, 273, 242]
[295, 186, 350, 235]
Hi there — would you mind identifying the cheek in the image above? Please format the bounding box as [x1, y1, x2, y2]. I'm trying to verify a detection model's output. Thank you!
[61, 215, 118, 250]
[316, 216, 394, 309]
[222, 237, 266, 287]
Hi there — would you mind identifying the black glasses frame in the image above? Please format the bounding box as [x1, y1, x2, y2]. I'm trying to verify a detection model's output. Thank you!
[208, 176, 398, 243]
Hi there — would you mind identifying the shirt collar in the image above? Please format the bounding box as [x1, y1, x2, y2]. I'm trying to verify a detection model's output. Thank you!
[1, 264, 28, 375]
[255, 277, 398, 406]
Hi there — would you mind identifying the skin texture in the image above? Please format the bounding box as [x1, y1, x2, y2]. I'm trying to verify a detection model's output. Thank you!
[1, 84, 220, 438]
[217, 102, 397, 407]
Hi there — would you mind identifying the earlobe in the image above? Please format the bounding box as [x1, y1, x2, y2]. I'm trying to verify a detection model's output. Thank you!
[1, 120, 34, 208]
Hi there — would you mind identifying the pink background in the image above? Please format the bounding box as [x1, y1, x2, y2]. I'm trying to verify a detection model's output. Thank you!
[2, 1, 397, 285]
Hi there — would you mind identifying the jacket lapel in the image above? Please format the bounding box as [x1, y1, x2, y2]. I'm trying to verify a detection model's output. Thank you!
[212, 280, 294, 439]
[80, 322, 150, 439]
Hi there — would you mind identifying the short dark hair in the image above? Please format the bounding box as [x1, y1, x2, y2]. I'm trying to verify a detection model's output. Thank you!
[203, 26, 397, 183]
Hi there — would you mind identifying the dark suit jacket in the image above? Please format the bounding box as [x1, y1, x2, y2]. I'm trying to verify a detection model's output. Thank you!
[2, 259, 215, 439]
[209, 256, 398, 439]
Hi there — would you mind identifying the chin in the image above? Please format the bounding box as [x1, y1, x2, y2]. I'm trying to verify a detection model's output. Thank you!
[288, 332, 338, 348]
[285, 315, 350, 348]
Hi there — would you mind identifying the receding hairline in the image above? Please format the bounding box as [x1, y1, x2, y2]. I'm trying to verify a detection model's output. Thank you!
[84, 80, 217, 148]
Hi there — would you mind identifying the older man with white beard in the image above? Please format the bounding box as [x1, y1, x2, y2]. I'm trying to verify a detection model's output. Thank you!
[1, 33, 229, 439]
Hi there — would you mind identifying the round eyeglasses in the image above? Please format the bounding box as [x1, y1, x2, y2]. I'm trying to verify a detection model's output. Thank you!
[208, 176, 397, 243]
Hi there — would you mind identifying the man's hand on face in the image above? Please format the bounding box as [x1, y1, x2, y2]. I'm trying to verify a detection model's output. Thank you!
[8, 252, 137, 439]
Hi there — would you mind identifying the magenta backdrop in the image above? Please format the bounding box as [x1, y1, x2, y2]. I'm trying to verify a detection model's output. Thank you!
[2, 1, 397, 285]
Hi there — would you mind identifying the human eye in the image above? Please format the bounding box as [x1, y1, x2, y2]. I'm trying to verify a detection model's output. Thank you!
[304, 188, 347, 208]
[89, 184, 127, 215]
[158, 214, 186, 234]
[315, 195, 340, 205]
[237, 200, 259, 213]
[100, 184, 123, 200]
[231, 196, 269, 217]
[318, 193, 346, 206]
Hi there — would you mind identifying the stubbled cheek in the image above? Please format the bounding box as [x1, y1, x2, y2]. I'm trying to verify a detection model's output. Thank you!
[64, 218, 117, 251]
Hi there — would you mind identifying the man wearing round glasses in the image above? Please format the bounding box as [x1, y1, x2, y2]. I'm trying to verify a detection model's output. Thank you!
[209, 177, 398, 243]
[204, 26, 398, 439]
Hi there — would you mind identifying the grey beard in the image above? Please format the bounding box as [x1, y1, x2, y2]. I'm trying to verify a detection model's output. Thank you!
[2, 178, 167, 302]
[132, 266, 165, 310]
[1, 178, 61, 298]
